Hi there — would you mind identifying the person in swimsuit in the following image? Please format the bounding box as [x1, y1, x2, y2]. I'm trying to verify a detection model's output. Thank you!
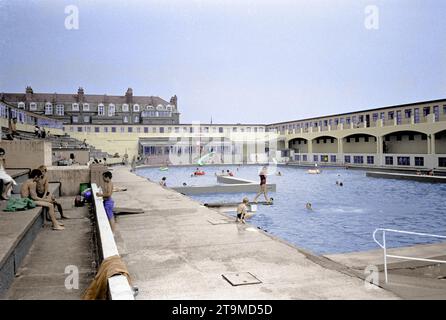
[0, 148, 16, 200]
[236, 197, 249, 223]
[36, 165, 69, 219]
[253, 166, 271, 203]
[21, 169, 64, 231]
[96, 171, 115, 233]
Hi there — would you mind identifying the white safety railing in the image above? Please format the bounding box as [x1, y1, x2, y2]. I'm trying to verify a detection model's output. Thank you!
[92, 183, 134, 300]
[373, 228, 446, 283]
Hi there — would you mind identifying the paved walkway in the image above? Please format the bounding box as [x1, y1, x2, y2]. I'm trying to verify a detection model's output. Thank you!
[110, 167, 398, 299]
[5, 198, 95, 299]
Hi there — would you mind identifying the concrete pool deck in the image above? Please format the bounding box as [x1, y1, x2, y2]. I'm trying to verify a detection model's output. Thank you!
[109, 167, 398, 299]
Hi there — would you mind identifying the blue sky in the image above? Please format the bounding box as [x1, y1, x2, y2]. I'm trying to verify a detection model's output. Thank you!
[1, 0, 445, 124]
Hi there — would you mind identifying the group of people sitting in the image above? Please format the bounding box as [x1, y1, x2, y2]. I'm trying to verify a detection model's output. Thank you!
[216, 169, 234, 177]
[34, 125, 48, 139]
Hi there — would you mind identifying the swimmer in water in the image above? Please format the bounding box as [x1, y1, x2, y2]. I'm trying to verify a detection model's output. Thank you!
[182, 182, 187, 186]
[306, 202, 313, 210]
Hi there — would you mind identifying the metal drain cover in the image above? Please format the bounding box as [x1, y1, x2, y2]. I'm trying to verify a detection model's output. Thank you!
[222, 272, 262, 286]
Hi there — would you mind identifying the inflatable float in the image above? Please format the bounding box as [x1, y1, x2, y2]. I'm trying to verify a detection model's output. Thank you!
[307, 169, 320, 174]
[159, 167, 169, 171]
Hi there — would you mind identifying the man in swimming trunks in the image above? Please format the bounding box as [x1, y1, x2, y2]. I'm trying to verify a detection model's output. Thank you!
[96, 171, 115, 232]
[21, 169, 64, 231]
[253, 166, 271, 203]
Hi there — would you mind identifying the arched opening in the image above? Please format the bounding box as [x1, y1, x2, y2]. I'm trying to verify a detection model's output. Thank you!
[342, 133, 377, 154]
[311, 135, 338, 153]
[435, 130, 446, 154]
[382, 130, 427, 154]
[288, 137, 309, 153]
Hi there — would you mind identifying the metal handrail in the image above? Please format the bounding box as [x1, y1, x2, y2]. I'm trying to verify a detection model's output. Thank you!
[373, 228, 446, 283]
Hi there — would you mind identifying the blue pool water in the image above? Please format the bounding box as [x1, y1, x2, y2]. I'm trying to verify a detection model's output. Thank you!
[136, 165, 446, 255]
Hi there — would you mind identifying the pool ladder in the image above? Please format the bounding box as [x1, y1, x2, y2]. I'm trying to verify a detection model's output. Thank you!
[372, 228, 446, 283]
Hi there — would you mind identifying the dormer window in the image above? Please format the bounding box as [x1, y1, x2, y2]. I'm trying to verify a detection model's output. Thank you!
[56, 104, 65, 116]
[147, 105, 154, 110]
[98, 104, 105, 116]
[108, 104, 116, 117]
[83, 103, 90, 111]
[156, 104, 164, 111]
[29, 102, 37, 111]
[72, 103, 79, 111]
[122, 104, 129, 112]
[45, 103, 53, 115]
[133, 104, 140, 112]
[18, 102, 25, 109]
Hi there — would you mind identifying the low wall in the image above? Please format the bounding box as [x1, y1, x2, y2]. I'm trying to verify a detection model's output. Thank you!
[53, 149, 90, 165]
[91, 183, 134, 300]
[0, 140, 52, 169]
[46, 166, 91, 196]
[366, 171, 446, 183]
[172, 183, 276, 195]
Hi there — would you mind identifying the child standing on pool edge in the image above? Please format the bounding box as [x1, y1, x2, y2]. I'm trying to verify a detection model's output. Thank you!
[96, 171, 115, 233]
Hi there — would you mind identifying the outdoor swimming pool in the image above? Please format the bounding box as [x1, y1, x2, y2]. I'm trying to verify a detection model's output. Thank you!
[136, 165, 446, 255]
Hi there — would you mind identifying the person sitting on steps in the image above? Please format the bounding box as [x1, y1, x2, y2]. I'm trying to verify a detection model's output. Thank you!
[20, 169, 65, 231]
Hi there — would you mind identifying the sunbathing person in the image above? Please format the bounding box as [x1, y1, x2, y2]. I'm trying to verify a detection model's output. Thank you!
[21, 169, 64, 230]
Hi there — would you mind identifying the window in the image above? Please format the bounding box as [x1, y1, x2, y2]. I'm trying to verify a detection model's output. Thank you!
[355, 137, 360, 142]
[344, 155, 351, 163]
[388, 111, 394, 120]
[380, 112, 385, 120]
[160, 127, 164, 133]
[409, 134, 414, 141]
[233, 127, 237, 132]
[72, 103, 79, 111]
[98, 104, 105, 116]
[438, 158, 446, 167]
[373, 113, 378, 122]
[123, 115, 129, 123]
[397, 135, 402, 141]
[175, 127, 180, 133]
[144, 127, 149, 133]
[415, 157, 424, 166]
[320, 155, 328, 162]
[133, 104, 140, 112]
[83, 103, 90, 111]
[111, 127, 116, 133]
[128, 127, 133, 133]
[83, 116, 90, 123]
[120, 127, 125, 133]
[405, 109, 411, 118]
[94, 127, 100, 133]
[414, 108, 420, 123]
[364, 136, 369, 142]
[108, 104, 116, 117]
[134, 115, 139, 123]
[45, 103, 53, 115]
[353, 156, 364, 164]
[423, 107, 430, 117]
[77, 127, 82, 132]
[313, 155, 318, 162]
[367, 156, 374, 164]
[18, 102, 25, 109]
[137, 127, 141, 133]
[443, 105, 446, 115]
[330, 155, 336, 163]
[219, 127, 223, 133]
[396, 110, 402, 125]
[55, 104, 64, 116]
[72, 116, 78, 123]
[69, 127, 74, 132]
[434, 106, 439, 121]
[302, 155, 307, 161]
[104, 127, 108, 133]
[346, 137, 350, 143]
[295, 155, 300, 161]
[397, 156, 410, 166]
[30, 102, 37, 111]
[346, 117, 351, 124]
[122, 104, 129, 112]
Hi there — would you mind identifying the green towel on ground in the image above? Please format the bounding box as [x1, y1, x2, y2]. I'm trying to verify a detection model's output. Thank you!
[4, 198, 37, 212]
